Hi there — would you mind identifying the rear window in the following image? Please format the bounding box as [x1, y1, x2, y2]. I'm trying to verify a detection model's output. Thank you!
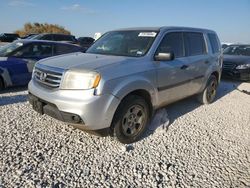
[208, 33, 220, 53]
[4, 33, 19, 37]
[184, 32, 206, 56]
[55, 35, 75, 42]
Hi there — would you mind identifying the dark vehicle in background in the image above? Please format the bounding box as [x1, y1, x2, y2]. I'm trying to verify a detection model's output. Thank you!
[221, 43, 233, 50]
[0, 40, 84, 90]
[222, 44, 229, 49]
[222, 44, 250, 81]
[30, 33, 78, 44]
[21, 33, 38, 39]
[0, 33, 20, 42]
[77, 37, 95, 51]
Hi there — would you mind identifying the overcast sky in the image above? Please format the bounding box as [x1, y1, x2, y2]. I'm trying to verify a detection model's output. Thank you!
[1, 0, 250, 43]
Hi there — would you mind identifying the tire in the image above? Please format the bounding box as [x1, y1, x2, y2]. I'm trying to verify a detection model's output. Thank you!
[112, 95, 150, 144]
[197, 75, 218, 104]
[0, 77, 4, 91]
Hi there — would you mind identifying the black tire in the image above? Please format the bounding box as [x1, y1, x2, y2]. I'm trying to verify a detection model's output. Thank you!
[197, 75, 218, 104]
[112, 95, 150, 144]
[0, 77, 4, 91]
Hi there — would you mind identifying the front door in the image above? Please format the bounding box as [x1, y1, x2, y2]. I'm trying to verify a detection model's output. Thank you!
[155, 32, 194, 106]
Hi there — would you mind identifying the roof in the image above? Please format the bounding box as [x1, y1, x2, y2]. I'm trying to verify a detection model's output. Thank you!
[35, 33, 75, 36]
[112, 26, 216, 33]
[14, 39, 81, 46]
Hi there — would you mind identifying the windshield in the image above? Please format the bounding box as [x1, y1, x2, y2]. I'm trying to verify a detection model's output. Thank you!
[223, 45, 250, 56]
[0, 41, 24, 57]
[86, 30, 158, 57]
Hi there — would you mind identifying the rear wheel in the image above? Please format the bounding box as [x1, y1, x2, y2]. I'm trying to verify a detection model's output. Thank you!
[112, 95, 150, 144]
[198, 75, 218, 104]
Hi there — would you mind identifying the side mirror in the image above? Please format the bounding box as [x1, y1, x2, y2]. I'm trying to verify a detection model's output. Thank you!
[154, 52, 175, 61]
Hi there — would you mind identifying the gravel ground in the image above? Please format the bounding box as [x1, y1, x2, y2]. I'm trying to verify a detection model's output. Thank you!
[0, 80, 250, 187]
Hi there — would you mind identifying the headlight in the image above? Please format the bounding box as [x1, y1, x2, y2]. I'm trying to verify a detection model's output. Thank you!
[61, 70, 101, 90]
[236, 64, 250, 70]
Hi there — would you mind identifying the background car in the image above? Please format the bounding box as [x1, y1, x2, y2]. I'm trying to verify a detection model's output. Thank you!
[221, 42, 233, 50]
[222, 44, 250, 81]
[0, 40, 84, 90]
[21, 33, 38, 39]
[0, 33, 20, 42]
[77, 37, 95, 51]
[30, 33, 78, 44]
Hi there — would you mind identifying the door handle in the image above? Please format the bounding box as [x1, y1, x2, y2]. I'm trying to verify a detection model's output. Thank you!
[204, 61, 211, 64]
[180, 65, 189, 70]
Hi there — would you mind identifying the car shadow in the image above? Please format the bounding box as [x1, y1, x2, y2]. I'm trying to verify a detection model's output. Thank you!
[144, 80, 241, 137]
[0, 86, 28, 106]
[0, 94, 28, 106]
[0, 86, 28, 94]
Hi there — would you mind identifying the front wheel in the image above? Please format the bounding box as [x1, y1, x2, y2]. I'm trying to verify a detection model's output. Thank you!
[197, 75, 218, 104]
[112, 95, 150, 144]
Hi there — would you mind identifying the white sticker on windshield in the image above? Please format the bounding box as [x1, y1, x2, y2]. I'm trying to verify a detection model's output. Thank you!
[138, 32, 157, 37]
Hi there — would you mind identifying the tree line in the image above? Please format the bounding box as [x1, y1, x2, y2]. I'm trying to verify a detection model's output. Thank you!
[15, 22, 71, 37]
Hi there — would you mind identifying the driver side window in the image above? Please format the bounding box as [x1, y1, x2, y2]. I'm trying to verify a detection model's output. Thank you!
[156, 32, 184, 58]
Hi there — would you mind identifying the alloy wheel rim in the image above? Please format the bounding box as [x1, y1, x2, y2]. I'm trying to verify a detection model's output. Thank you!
[121, 105, 146, 137]
[207, 80, 217, 102]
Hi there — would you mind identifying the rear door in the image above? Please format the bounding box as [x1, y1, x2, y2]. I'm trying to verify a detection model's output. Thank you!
[156, 32, 193, 105]
[183, 32, 209, 94]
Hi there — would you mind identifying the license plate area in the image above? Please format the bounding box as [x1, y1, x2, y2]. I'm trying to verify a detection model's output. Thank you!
[32, 98, 44, 114]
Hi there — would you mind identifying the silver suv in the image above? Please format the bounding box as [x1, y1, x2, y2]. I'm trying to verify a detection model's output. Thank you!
[28, 27, 222, 143]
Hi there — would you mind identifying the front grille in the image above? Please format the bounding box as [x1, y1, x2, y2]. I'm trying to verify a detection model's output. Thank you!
[223, 61, 236, 70]
[33, 65, 64, 88]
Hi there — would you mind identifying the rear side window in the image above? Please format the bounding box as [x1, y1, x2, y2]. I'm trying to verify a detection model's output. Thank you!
[184, 32, 206, 56]
[54, 44, 79, 55]
[208, 33, 220, 53]
[156, 32, 184, 58]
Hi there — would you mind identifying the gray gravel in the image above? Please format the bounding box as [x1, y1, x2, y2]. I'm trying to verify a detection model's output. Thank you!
[0, 80, 250, 187]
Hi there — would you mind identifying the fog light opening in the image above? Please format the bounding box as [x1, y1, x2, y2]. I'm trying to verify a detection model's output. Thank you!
[72, 115, 81, 123]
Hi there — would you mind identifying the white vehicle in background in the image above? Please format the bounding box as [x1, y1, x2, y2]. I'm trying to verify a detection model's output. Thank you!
[221, 42, 233, 49]
[94, 33, 102, 40]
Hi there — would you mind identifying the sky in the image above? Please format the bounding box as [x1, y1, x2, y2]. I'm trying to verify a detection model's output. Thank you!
[0, 0, 250, 43]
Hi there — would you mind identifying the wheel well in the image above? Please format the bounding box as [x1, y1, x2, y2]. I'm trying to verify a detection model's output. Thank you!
[211, 71, 219, 82]
[123, 89, 153, 117]
[110, 89, 154, 133]
[0, 75, 5, 88]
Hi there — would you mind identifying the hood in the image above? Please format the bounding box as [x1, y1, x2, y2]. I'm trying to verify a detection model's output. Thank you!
[37, 52, 135, 71]
[223, 55, 250, 65]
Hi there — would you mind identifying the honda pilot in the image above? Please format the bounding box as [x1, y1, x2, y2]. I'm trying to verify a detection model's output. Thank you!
[28, 27, 222, 143]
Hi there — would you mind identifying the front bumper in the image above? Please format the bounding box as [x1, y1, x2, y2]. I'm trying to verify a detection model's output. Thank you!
[222, 68, 250, 81]
[28, 80, 120, 130]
